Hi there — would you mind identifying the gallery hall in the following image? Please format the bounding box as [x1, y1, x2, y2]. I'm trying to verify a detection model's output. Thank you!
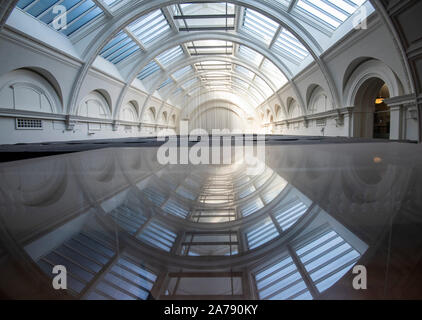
[0, 0, 421, 301]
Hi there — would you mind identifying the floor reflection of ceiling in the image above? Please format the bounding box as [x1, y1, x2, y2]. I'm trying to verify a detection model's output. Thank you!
[1, 142, 421, 299]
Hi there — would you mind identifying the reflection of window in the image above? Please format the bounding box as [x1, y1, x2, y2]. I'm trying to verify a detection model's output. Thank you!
[163, 198, 189, 219]
[180, 232, 238, 256]
[86, 256, 157, 300]
[166, 272, 243, 297]
[110, 204, 148, 235]
[254, 225, 365, 300]
[255, 255, 311, 300]
[190, 209, 236, 223]
[240, 198, 264, 217]
[136, 220, 177, 252]
[273, 198, 308, 231]
[246, 218, 279, 249]
[294, 227, 361, 294]
[37, 229, 115, 296]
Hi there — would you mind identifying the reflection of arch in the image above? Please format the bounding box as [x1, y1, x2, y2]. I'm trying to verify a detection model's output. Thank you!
[120, 101, 139, 122]
[0, 160, 67, 207]
[341, 162, 399, 204]
[307, 85, 331, 114]
[0, 69, 62, 113]
[78, 90, 111, 119]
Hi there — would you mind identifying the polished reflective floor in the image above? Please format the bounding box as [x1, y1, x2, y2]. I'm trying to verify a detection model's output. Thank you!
[0, 140, 422, 300]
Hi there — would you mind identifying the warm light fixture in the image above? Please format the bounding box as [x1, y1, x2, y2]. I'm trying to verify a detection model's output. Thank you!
[375, 98, 385, 105]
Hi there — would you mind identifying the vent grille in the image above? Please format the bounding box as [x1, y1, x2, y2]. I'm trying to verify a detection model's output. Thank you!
[16, 118, 43, 130]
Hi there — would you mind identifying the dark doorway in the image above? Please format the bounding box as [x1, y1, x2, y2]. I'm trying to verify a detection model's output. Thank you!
[373, 84, 390, 139]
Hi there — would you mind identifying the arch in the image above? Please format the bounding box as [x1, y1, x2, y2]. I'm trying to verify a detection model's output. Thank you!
[120, 100, 139, 122]
[343, 59, 403, 107]
[77, 90, 111, 119]
[161, 111, 168, 124]
[0, 69, 62, 113]
[88, 32, 307, 120]
[143, 106, 157, 123]
[306, 85, 331, 115]
[275, 105, 282, 120]
[287, 97, 301, 119]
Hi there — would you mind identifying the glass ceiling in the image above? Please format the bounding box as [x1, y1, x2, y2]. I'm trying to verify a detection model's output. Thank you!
[14, 0, 371, 105]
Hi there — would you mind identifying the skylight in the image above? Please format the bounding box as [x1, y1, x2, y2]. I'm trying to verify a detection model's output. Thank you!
[237, 46, 263, 66]
[100, 31, 140, 64]
[138, 61, 161, 80]
[172, 66, 193, 80]
[243, 9, 278, 45]
[128, 10, 171, 47]
[156, 46, 184, 68]
[273, 29, 310, 62]
[295, 0, 368, 29]
[17, 0, 105, 37]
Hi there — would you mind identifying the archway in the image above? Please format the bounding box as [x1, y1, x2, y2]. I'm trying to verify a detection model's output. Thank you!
[353, 78, 390, 139]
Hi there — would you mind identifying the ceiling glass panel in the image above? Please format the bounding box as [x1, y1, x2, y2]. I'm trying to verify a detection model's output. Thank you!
[237, 46, 263, 66]
[100, 31, 140, 64]
[273, 29, 310, 62]
[295, 0, 368, 29]
[128, 10, 171, 47]
[156, 46, 184, 68]
[172, 66, 193, 80]
[187, 40, 233, 56]
[17, 0, 105, 37]
[242, 9, 278, 45]
[173, 2, 235, 31]
[138, 61, 161, 80]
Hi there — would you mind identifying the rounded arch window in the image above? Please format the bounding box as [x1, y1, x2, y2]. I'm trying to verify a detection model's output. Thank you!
[121, 101, 138, 122]
[78, 91, 111, 119]
[0, 69, 61, 113]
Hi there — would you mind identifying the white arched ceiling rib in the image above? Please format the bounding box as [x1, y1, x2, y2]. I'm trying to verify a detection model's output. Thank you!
[112, 32, 301, 120]
[144, 54, 287, 115]
[67, 0, 330, 117]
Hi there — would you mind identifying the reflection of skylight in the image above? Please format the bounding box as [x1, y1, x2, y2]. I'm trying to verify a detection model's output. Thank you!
[295, 228, 361, 293]
[247, 218, 279, 249]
